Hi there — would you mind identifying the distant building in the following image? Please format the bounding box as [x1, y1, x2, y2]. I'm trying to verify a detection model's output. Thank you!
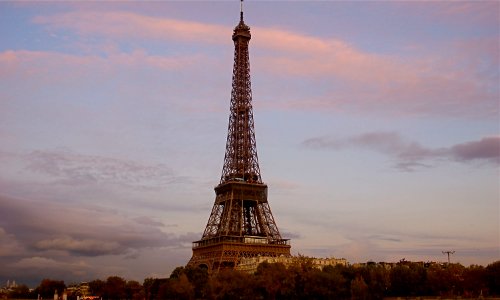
[66, 282, 90, 299]
[78, 282, 90, 296]
[1, 279, 19, 296]
[237, 255, 348, 273]
[5, 280, 17, 289]
[351, 260, 445, 270]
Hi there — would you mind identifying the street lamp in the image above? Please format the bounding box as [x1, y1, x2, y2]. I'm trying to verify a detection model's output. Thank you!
[442, 250, 455, 264]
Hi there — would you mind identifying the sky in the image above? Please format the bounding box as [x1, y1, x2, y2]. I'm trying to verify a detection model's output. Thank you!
[0, 0, 498, 287]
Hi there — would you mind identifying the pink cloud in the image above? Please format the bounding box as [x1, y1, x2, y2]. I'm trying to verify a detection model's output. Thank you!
[255, 28, 334, 55]
[0, 49, 209, 120]
[254, 36, 498, 118]
[25, 10, 500, 118]
[250, 19, 496, 118]
[33, 11, 228, 45]
[33, 10, 353, 61]
[0, 49, 200, 75]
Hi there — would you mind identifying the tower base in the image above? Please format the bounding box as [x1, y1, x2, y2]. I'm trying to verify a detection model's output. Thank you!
[188, 235, 291, 273]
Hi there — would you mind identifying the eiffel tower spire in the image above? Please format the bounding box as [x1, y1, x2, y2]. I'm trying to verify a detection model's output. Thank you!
[188, 2, 291, 272]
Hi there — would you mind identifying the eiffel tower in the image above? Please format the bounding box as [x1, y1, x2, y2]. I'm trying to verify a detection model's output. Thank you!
[188, 1, 291, 272]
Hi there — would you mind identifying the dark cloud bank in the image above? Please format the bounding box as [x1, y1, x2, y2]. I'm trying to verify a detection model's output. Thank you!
[0, 195, 197, 286]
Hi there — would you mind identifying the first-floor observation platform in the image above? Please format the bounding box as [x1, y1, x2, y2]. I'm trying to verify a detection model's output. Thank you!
[189, 235, 291, 272]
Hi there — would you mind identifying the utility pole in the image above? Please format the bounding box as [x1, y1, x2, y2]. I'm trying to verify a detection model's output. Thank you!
[442, 250, 455, 264]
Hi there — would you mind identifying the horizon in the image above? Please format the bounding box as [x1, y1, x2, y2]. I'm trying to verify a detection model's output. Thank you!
[0, 1, 498, 287]
[2, 258, 499, 289]
[1, 255, 499, 289]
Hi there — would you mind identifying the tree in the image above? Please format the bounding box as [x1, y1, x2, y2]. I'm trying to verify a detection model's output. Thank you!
[35, 279, 66, 299]
[159, 274, 195, 300]
[208, 269, 257, 300]
[125, 280, 143, 300]
[8, 284, 31, 299]
[462, 265, 487, 297]
[356, 264, 389, 300]
[254, 262, 295, 300]
[388, 264, 424, 296]
[322, 265, 349, 299]
[485, 260, 500, 295]
[143, 277, 168, 300]
[301, 267, 349, 300]
[170, 266, 185, 279]
[350, 276, 369, 300]
[293, 254, 315, 273]
[104, 276, 127, 300]
[426, 263, 465, 297]
[446, 263, 465, 296]
[374, 266, 391, 299]
[88, 279, 105, 297]
[426, 264, 449, 295]
[183, 265, 210, 299]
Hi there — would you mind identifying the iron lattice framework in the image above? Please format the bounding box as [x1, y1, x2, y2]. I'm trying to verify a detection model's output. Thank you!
[188, 6, 291, 272]
[220, 13, 260, 185]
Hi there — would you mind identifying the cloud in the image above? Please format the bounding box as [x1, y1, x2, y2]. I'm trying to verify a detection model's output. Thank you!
[4, 256, 103, 282]
[0, 48, 222, 115]
[450, 136, 500, 163]
[303, 132, 499, 171]
[33, 11, 228, 45]
[267, 179, 301, 193]
[0, 195, 193, 259]
[368, 235, 403, 243]
[298, 223, 493, 263]
[0, 192, 198, 283]
[9, 257, 91, 276]
[27, 10, 498, 118]
[0, 227, 24, 257]
[280, 230, 301, 240]
[303, 131, 437, 159]
[255, 36, 498, 118]
[133, 216, 166, 227]
[0, 148, 207, 216]
[24, 149, 189, 188]
[0, 49, 200, 80]
[255, 19, 497, 118]
[34, 237, 123, 256]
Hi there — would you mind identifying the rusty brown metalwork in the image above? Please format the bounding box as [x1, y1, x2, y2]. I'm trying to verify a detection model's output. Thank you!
[188, 5, 291, 272]
[221, 13, 259, 185]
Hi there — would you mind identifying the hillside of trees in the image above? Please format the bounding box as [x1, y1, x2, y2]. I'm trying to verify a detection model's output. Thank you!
[3, 260, 500, 300]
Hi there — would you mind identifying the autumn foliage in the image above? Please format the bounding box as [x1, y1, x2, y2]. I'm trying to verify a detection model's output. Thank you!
[4, 260, 500, 300]
[144, 260, 500, 299]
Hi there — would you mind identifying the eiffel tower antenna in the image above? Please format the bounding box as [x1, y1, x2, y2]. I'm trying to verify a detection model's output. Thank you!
[240, 0, 244, 21]
[188, 2, 291, 273]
